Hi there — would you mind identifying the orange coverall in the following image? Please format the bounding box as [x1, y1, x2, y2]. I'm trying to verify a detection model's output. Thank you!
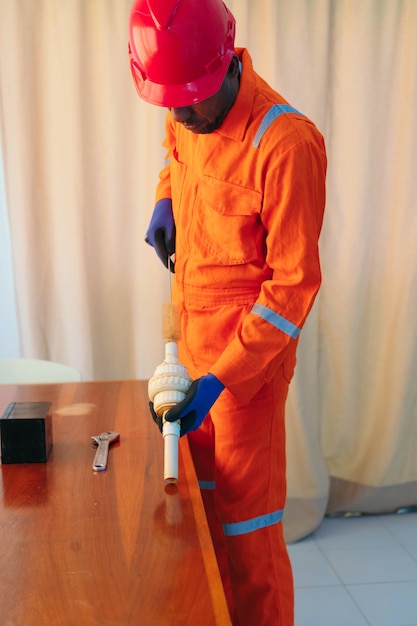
[155, 49, 326, 626]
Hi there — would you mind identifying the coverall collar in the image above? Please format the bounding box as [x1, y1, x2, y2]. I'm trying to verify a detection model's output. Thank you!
[215, 48, 254, 143]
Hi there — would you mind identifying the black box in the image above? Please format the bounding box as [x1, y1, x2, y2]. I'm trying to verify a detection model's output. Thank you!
[0, 401, 52, 464]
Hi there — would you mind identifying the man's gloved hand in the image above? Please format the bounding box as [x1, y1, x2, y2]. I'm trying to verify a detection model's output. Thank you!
[149, 402, 163, 433]
[164, 374, 225, 437]
[145, 198, 175, 272]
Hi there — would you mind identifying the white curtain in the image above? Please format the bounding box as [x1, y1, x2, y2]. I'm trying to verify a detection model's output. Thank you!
[1, 0, 416, 541]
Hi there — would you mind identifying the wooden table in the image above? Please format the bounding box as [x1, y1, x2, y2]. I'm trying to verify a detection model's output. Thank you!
[0, 380, 231, 626]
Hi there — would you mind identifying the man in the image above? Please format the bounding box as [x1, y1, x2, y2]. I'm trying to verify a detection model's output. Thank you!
[128, 1, 326, 624]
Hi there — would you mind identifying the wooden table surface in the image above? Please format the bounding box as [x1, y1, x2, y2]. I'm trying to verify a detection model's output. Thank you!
[0, 380, 231, 626]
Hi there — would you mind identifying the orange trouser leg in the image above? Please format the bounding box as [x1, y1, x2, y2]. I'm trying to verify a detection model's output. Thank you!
[188, 365, 294, 626]
[225, 520, 293, 626]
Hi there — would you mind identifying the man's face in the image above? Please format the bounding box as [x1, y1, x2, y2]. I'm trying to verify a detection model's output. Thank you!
[169, 56, 239, 134]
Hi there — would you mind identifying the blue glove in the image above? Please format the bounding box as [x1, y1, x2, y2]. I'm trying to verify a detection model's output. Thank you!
[149, 402, 164, 433]
[164, 374, 225, 437]
[145, 198, 175, 272]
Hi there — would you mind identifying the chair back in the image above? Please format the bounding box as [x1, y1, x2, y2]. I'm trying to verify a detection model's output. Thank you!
[0, 358, 82, 384]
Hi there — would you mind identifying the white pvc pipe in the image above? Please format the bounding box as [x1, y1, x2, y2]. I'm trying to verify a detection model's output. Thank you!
[162, 420, 180, 483]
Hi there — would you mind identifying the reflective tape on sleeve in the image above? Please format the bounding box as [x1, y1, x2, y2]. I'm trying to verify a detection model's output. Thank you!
[251, 303, 301, 339]
[253, 104, 304, 148]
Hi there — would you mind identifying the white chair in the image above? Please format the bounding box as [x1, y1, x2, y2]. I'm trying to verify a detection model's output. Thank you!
[0, 358, 82, 384]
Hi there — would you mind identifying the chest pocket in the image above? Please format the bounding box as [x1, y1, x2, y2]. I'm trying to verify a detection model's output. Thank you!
[195, 177, 263, 265]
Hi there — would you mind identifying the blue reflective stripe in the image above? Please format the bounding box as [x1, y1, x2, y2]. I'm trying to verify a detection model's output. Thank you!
[251, 303, 300, 339]
[223, 509, 284, 537]
[198, 480, 216, 490]
[253, 104, 304, 148]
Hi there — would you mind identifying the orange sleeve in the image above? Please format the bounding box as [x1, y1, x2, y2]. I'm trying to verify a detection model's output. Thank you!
[155, 112, 175, 204]
[210, 135, 327, 403]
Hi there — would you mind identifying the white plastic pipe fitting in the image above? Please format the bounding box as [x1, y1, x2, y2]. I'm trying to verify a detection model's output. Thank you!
[148, 342, 192, 483]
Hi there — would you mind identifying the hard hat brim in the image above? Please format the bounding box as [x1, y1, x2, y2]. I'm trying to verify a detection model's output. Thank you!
[130, 48, 235, 108]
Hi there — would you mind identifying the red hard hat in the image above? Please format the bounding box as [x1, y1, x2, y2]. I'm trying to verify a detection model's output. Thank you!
[128, 0, 236, 107]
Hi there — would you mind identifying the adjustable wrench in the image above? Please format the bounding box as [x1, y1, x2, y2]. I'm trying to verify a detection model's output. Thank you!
[91, 431, 120, 471]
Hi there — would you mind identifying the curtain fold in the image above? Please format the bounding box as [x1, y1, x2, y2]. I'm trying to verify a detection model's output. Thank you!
[1, 0, 416, 541]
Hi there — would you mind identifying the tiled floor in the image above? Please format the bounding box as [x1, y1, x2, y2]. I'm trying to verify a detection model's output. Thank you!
[287, 511, 417, 626]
